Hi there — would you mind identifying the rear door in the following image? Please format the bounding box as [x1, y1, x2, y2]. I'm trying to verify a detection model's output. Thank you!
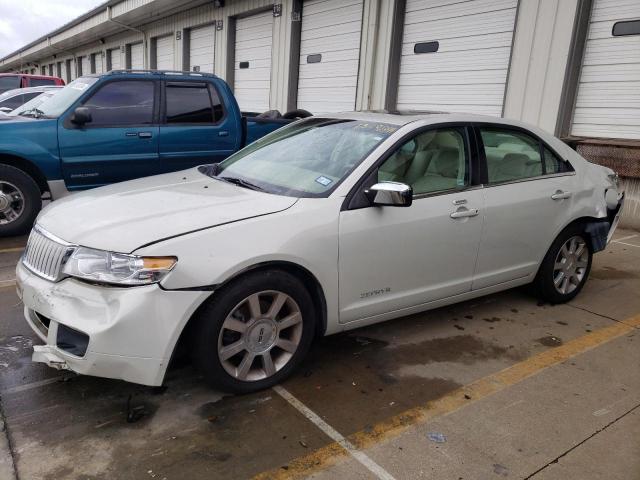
[59, 79, 160, 189]
[158, 80, 238, 170]
[472, 125, 577, 289]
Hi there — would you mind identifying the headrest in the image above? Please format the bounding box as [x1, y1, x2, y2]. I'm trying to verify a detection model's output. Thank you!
[432, 149, 459, 178]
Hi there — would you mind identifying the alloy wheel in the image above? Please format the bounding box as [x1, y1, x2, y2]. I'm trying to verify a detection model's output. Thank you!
[217, 290, 303, 381]
[553, 236, 589, 295]
[0, 181, 25, 225]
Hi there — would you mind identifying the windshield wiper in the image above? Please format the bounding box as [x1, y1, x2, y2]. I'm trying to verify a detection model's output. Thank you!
[218, 176, 265, 192]
[19, 108, 46, 118]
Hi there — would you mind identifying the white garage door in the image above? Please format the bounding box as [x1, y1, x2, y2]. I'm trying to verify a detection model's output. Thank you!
[94, 53, 104, 75]
[109, 48, 122, 71]
[81, 56, 91, 76]
[397, 0, 518, 116]
[69, 59, 77, 80]
[234, 10, 273, 112]
[156, 35, 175, 70]
[190, 24, 215, 73]
[130, 43, 144, 69]
[571, 0, 640, 140]
[297, 0, 363, 113]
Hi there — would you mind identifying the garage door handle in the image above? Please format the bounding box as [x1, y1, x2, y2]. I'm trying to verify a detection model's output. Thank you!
[551, 190, 572, 200]
[450, 208, 479, 219]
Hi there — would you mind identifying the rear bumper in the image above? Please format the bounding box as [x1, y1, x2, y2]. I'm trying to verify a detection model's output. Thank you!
[16, 262, 209, 386]
[606, 191, 625, 244]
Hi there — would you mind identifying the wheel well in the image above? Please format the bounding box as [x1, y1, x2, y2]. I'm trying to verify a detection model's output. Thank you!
[170, 262, 328, 367]
[560, 216, 607, 251]
[0, 155, 49, 193]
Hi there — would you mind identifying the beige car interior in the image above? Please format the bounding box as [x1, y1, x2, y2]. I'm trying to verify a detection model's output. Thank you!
[481, 131, 543, 183]
[378, 129, 467, 195]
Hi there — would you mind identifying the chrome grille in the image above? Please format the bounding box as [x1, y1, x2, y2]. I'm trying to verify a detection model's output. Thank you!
[22, 227, 74, 281]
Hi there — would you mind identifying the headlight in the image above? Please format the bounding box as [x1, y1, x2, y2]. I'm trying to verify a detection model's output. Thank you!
[62, 247, 177, 286]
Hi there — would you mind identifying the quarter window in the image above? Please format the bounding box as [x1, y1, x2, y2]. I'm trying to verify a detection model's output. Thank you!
[165, 83, 223, 124]
[0, 93, 39, 110]
[544, 146, 572, 174]
[480, 129, 543, 183]
[378, 128, 468, 195]
[82, 81, 154, 126]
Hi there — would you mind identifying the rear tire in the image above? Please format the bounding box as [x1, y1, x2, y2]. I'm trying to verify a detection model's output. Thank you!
[0, 164, 42, 237]
[192, 269, 316, 393]
[534, 225, 592, 304]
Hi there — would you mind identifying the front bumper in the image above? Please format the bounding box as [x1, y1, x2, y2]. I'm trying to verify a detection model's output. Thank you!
[16, 262, 210, 386]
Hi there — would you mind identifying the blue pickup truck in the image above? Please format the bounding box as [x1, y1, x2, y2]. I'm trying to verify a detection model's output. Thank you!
[0, 70, 308, 235]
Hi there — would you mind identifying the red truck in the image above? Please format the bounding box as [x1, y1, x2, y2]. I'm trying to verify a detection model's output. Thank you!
[0, 73, 65, 94]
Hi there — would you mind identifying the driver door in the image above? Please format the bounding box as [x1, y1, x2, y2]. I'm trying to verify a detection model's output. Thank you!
[338, 126, 484, 323]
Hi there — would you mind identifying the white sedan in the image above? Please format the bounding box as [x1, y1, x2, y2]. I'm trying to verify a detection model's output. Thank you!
[16, 113, 624, 392]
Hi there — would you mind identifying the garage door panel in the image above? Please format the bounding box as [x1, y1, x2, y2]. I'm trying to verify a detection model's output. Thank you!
[109, 49, 121, 71]
[405, 0, 515, 24]
[297, 0, 363, 113]
[571, 0, 640, 139]
[189, 25, 214, 73]
[401, 32, 513, 56]
[234, 10, 273, 112]
[396, 0, 517, 115]
[130, 43, 144, 69]
[403, 9, 515, 41]
[156, 36, 175, 70]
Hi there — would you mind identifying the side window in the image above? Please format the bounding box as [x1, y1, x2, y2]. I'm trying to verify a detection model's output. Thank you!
[544, 146, 573, 174]
[166, 83, 222, 124]
[480, 129, 542, 183]
[378, 128, 468, 195]
[82, 81, 154, 126]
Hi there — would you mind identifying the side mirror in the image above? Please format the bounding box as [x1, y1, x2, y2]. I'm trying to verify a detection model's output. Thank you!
[70, 107, 92, 126]
[366, 182, 413, 207]
[0, 107, 11, 113]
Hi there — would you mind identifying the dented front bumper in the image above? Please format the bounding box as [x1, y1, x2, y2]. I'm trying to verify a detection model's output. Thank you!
[16, 262, 209, 386]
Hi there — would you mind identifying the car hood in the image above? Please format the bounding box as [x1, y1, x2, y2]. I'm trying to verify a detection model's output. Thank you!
[37, 168, 299, 253]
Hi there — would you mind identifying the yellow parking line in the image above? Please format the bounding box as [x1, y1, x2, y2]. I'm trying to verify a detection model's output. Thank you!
[254, 314, 640, 480]
[0, 247, 24, 254]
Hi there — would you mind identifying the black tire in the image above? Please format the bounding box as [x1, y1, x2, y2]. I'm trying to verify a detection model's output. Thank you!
[282, 109, 313, 120]
[0, 164, 42, 237]
[192, 269, 316, 393]
[534, 224, 593, 304]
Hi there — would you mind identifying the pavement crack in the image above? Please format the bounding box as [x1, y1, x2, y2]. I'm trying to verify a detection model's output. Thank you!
[565, 303, 638, 329]
[524, 402, 640, 479]
[0, 394, 19, 480]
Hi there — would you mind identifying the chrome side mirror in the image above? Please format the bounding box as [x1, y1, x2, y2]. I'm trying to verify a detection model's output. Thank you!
[366, 182, 413, 207]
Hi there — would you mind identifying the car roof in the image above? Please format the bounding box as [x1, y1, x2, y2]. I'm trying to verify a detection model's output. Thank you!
[0, 73, 61, 79]
[322, 111, 555, 138]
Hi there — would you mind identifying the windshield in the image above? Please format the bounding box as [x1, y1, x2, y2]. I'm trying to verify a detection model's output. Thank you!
[209, 118, 399, 197]
[0, 77, 20, 94]
[18, 77, 97, 118]
[9, 91, 58, 116]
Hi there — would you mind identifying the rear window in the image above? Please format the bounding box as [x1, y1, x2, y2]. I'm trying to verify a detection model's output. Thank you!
[0, 76, 21, 93]
[0, 92, 40, 110]
[29, 79, 57, 87]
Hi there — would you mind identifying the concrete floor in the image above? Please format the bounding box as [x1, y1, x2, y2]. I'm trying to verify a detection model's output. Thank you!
[0, 230, 638, 480]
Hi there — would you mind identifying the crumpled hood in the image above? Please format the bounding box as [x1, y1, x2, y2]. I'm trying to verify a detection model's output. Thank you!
[37, 168, 298, 252]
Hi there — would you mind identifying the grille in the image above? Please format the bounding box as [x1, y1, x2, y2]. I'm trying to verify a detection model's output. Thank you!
[22, 227, 74, 281]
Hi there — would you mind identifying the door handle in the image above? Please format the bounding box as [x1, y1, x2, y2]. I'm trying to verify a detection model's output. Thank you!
[138, 131, 153, 139]
[450, 208, 479, 219]
[218, 131, 229, 137]
[551, 190, 572, 200]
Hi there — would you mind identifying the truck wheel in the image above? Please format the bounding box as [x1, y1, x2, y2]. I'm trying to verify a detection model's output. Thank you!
[0, 164, 42, 237]
[192, 270, 316, 393]
[534, 225, 592, 304]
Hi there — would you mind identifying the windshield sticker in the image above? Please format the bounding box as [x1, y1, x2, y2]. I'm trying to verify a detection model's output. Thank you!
[315, 176, 333, 187]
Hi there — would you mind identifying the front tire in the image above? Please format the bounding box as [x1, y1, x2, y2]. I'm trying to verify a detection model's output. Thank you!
[535, 225, 592, 304]
[0, 164, 42, 237]
[192, 270, 316, 393]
